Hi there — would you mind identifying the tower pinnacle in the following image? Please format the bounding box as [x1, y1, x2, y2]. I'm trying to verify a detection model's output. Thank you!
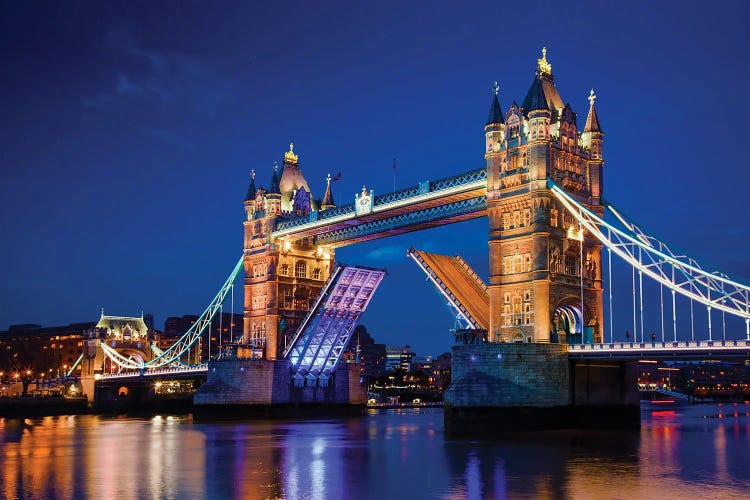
[584, 88, 602, 133]
[486, 82, 504, 125]
[284, 142, 298, 164]
[321, 173, 336, 210]
[537, 46, 552, 75]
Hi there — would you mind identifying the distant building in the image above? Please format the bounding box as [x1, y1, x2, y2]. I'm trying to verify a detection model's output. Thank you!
[0, 311, 163, 380]
[0, 322, 94, 378]
[385, 345, 415, 372]
[163, 312, 243, 361]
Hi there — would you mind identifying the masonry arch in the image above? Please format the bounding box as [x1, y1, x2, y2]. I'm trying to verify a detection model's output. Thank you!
[552, 296, 590, 344]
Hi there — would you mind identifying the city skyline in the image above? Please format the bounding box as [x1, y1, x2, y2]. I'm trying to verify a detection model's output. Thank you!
[2, 1, 750, 356]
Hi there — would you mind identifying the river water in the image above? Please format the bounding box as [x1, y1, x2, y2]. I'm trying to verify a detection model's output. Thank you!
[1, 404, 750, 499]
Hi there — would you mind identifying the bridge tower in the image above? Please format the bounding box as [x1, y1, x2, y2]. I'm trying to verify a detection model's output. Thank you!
[486, 48, 604, 344]
[243, 144, 335, 359]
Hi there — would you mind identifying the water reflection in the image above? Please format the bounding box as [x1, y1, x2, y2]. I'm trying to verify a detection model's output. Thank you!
[1, 406, 750, 498]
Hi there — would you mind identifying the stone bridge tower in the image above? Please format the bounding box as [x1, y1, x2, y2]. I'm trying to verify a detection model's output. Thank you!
[486, 48, 604, 344]
[243, 144, 335, 359]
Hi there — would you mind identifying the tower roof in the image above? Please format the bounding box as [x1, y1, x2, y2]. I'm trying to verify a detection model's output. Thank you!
[244, 169, 257, 201]
[486, 82, 504, 125]
[269, 163, 281, 194]
[321, 173, 335, 208]
[584, 89, 602, 133]
[522, 74, 549, 114]
[279, 142, 312, 197]
[521, 47, 564, 119]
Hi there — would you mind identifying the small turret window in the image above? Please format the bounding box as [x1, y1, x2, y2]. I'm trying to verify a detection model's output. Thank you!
[312, 268, 321, 280]
[280, 264, 289, 277]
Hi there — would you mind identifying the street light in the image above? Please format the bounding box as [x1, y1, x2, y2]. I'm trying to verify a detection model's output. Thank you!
[568, 224, 585, 344]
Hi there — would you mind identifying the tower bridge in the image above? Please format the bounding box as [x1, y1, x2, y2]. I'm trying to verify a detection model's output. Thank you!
[85, 48, 750, 430]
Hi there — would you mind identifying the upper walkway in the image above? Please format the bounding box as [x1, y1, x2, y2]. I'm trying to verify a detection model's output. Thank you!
[272, 168, 487, 247]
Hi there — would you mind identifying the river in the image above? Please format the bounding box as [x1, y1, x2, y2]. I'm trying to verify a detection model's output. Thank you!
[2, 404, 750, 499]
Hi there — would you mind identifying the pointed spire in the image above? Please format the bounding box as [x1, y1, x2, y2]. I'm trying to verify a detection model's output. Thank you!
[269, 162, 281, 194]
[522, 73, 549, 115]
[321, 173, 335, 209]
[244, 168, 257, 201]
[584, 89, 602, 133]
[486, 81, 504, 125]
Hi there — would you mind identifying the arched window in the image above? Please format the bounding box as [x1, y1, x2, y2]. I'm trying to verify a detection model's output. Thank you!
[312, 268, 321, 280]
[295, 261, 306, 278]
[279, 264, 289, 276]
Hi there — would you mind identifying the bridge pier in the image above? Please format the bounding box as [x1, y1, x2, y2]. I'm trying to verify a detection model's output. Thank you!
[444, 343, 639, 437]
[193, 358, 365, 420]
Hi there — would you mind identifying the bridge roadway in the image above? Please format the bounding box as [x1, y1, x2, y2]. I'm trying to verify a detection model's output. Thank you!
[98, 364, 208, 380]
[568, 339, 750, 359]
[99, 339, 750, 383]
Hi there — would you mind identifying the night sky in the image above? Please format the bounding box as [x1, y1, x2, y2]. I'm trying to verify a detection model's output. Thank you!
[2, 1, 750, 357]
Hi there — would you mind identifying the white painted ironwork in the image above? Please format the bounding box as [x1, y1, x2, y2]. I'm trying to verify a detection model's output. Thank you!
[99, 256, 244, 370]
[549, 181, 750, 321]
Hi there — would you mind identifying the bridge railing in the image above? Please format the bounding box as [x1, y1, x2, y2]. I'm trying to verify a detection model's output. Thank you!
[568, 339, 750, 352]
[273, 168, 487, 233]
[99, 364, 208, 380]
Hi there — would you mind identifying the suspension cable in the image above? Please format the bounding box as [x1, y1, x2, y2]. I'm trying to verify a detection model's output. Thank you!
[632, 264, 637, 342]
[608, 244, 613, 343]
[639, 247, 644, 342]
[690, 298, 695, 341]
[660, 282, 665, 342]
[549, 181, 750, 322]
[672, 267, 677, 342]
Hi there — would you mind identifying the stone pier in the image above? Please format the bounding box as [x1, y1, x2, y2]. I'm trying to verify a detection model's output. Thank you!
[193, 358, 365, 420]
[444, 343, 639, 436]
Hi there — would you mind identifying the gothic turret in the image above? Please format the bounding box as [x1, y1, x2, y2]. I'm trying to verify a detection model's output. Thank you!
[321, 173, 336, 210]
[244, 169, 257, 220]
[485, 47, 604, 345]
[266, 163, 282, 215]
[485, 82, 505, 155]
[582, 89, 603, 159]
[583, 88, 604, 201]
[278, 143, 314, 213]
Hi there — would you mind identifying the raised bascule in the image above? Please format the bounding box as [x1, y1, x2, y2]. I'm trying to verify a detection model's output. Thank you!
[84, 48, 750, 431]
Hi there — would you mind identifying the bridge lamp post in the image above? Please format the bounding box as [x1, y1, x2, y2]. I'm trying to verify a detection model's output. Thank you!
[568, 225, 585, 343]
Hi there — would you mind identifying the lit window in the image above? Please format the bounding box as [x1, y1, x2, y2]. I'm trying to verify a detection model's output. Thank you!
[312, 268, 321, 280]
[279, 264, 289, 277]
[295, 261, 306, 278]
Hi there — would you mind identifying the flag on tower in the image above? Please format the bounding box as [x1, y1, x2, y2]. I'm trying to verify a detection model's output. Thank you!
[331, 172, 342, 181]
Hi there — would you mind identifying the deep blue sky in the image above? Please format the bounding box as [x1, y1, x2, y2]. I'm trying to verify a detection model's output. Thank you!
[2, 1, 749, 356]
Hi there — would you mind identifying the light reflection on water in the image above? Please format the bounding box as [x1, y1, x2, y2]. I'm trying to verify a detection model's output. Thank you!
[1, 405, 750, 499]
